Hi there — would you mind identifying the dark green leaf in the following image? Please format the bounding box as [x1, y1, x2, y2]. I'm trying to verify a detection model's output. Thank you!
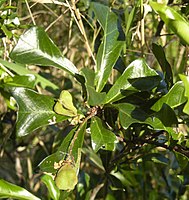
[10, 27, 78, 76]
[152, 43, 173, 88]
[114, 103, 169, 130]
[9, 87, 68, 136]
[151, 81, 187, 111]
[91, 2, 124, 92]
[155, 103, 178, 127]
[82, 148, 105, 171]
[150, 1, 189, 45]
[41, 174, 60, 200]
[105, 59, 160, 103]
[174, 152, 189, 170]
[143, 153, 169, 165]
[90, 116, 117, 152]
[0, 179, 40, 200]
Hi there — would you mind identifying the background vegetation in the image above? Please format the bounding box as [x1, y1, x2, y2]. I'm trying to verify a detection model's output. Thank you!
[0, 0, 189, 199]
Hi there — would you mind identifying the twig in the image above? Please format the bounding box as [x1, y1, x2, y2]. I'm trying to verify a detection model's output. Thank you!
[66, 0, 96, 64]
[25, 0, 36, 25]
[68, 107, 98, 157]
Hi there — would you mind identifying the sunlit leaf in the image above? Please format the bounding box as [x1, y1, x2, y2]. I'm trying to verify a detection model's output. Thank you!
[151, 81, 187, 111]
[4, 74, 36, 88]
[150, 1, 189, 45]
[10, 27, 78, 75]
[41, 174, 60, 200]
[105, 59, 160, 103]
[0, 58, 59, 90]
[91, 2, 124, 92]
[179, 74, 189, 115]
[90, 116, 117, 152]
[9, 87, 68, 136]
[0, 179, 40, 200]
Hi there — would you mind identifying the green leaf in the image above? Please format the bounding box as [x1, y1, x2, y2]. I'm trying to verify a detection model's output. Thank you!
[0, 58, 59, 90]
[80, 68, 106, 106]
[40, 123, 86, 173]
[86, 85, 106, 106]
[105, 58, 160, 103]
[9, 87, 68, 136]
[143, 153, 169, 165]
[155, 103, 178, 127]
[41, 174, 60, 200]
[152, 43, 173, 88]
[150, 1, 189, 45]
[114, 103, 167, 130]
[82, 147, 105, 171]
[0, 179, 40, 200]
[151, 81, 187, 111]
[54, 90, 77, 117]
[4, 74, 36, 88]
[80, 68, 95, 87]
[91, 2, 124, 92]
[10, 27, 78, 76]
[179, 74, 189, 115]
[90, 116, 117, 152]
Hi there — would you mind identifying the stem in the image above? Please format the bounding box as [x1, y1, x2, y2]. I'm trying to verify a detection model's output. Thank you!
[68, 107, 98, 157]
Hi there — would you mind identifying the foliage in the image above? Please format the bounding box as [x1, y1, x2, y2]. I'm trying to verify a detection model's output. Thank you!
[0, 0, 189, 199]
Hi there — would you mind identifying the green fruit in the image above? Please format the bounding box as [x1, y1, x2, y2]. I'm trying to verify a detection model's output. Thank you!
[55, 163, 78, 191]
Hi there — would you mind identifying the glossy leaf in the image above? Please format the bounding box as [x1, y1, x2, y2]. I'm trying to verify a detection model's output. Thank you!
[4, 74, 36, 88]
[54, 90, 77, 117]
[105, 59, 160, 103]
[150, 1, 189, 45]
[114, 103, 168, 130]
[152, 43, 173, 88]
[151, 81, 187, 111]
[41, 174, 60, 200]
[91, 2, 124, 92]
[10, 27, 78, 75]
[9, 87, 68, 136]
[0, 58, 59, 90]
[0, 179, 40, 200]
[179, 74, 189, 115]
[90, 116, 117, 152]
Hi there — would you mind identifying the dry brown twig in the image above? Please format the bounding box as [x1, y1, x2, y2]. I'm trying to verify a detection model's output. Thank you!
[66, 0, 96, 65]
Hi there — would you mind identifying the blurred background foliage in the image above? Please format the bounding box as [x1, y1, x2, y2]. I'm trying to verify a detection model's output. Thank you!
[0, 0, 189, 199]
